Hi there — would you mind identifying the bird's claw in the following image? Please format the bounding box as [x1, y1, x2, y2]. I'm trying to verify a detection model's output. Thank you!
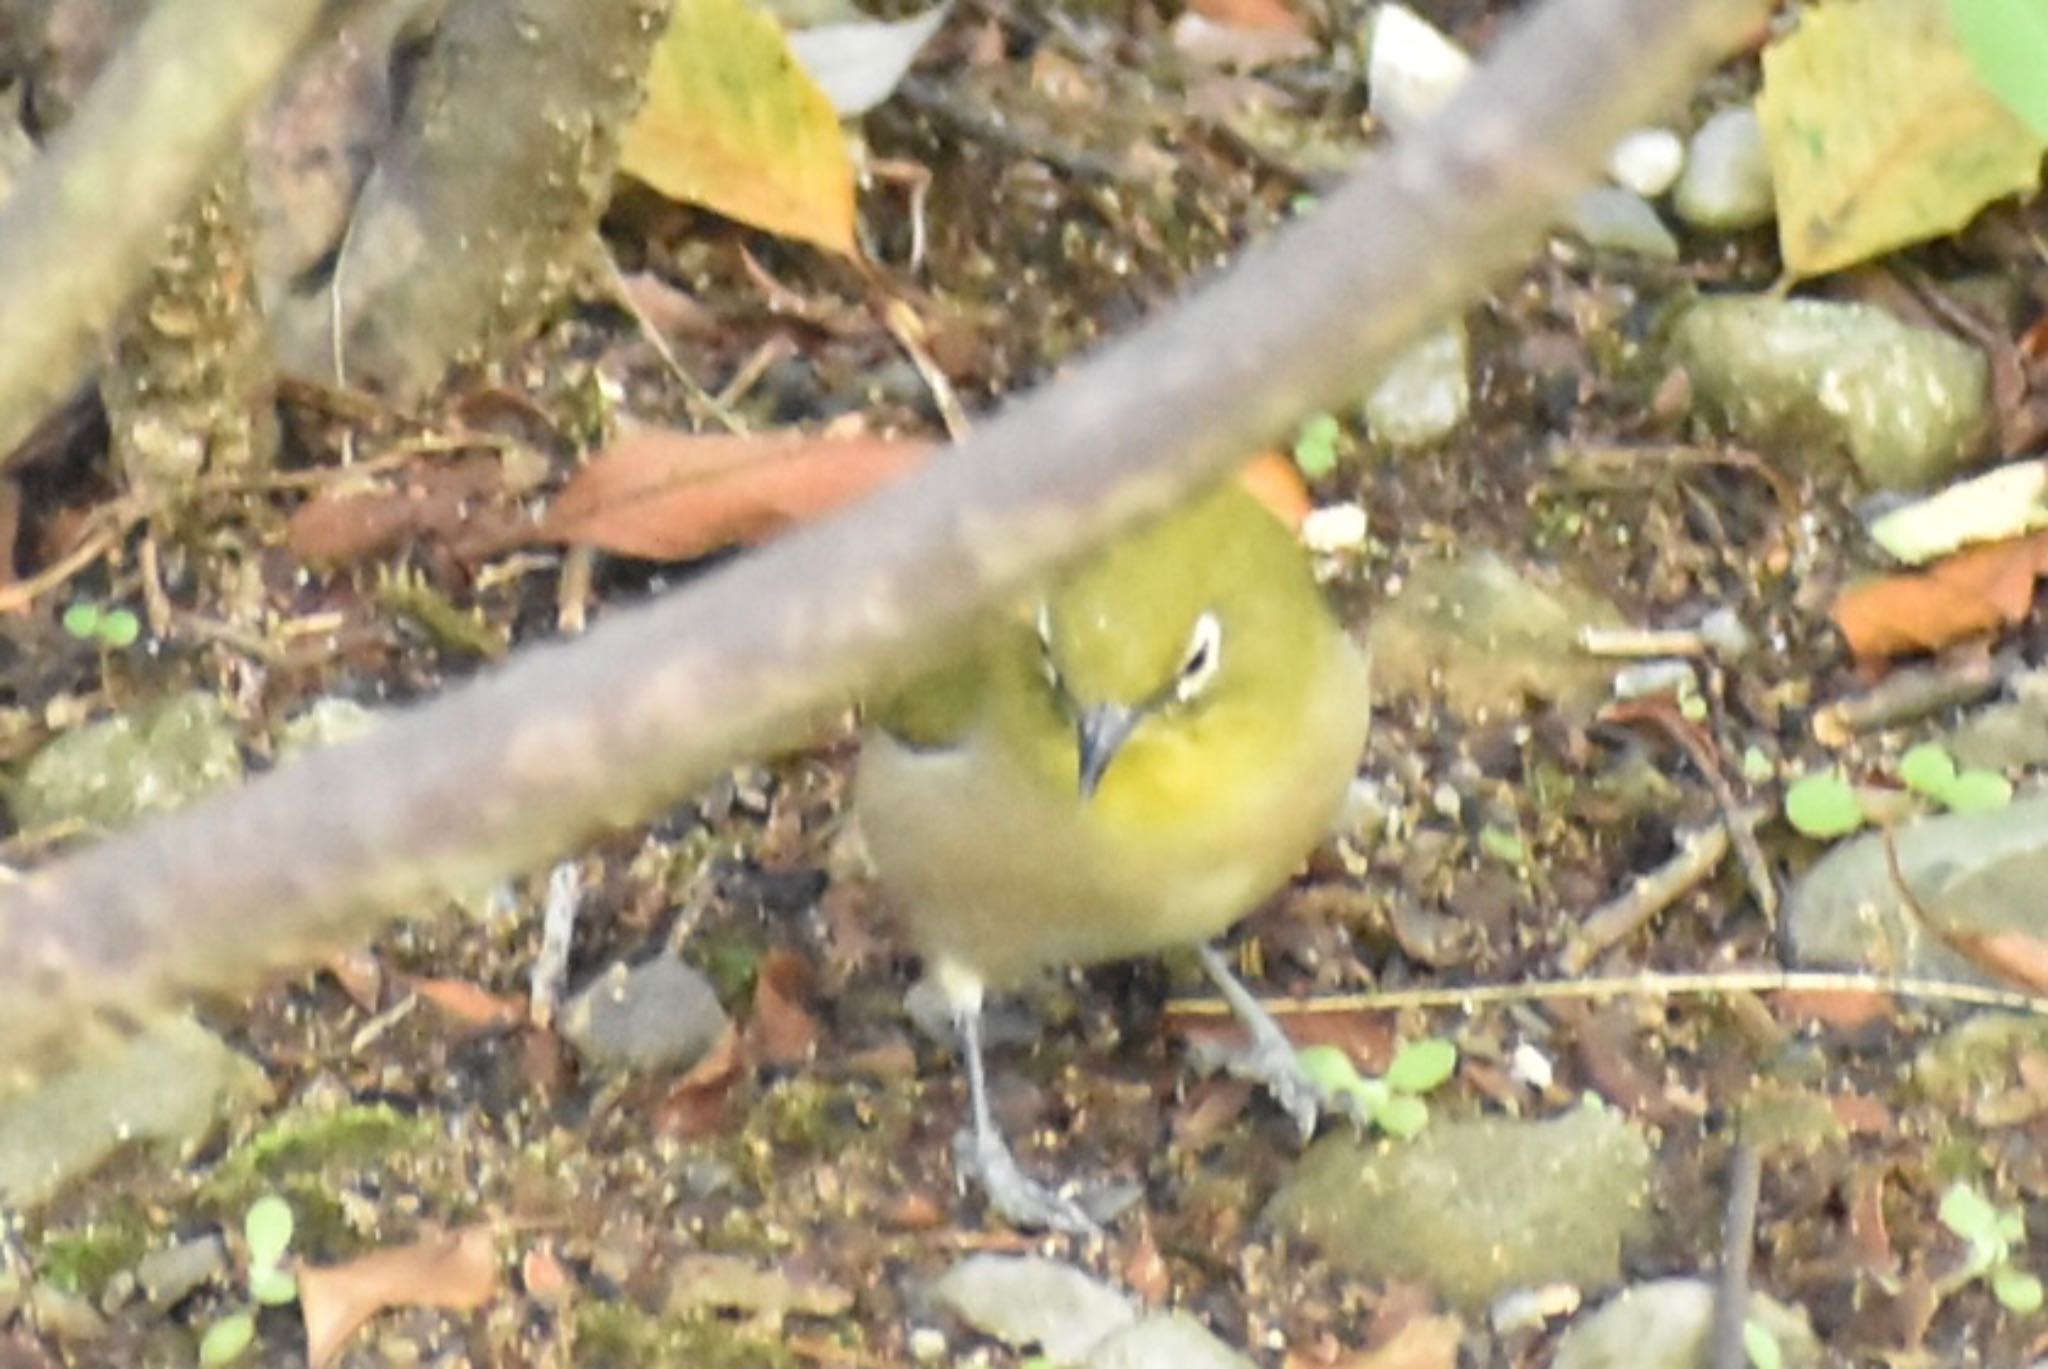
[1217, 1032, 1325, 1141]
[953, 1127, 1103, 1237]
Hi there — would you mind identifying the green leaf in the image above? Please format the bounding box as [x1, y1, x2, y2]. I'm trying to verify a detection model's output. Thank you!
[1292, 413, 1342, 479]
[1784, 772, 1867, 838]
[1478, 825, 1527, 867]
[1943, 769, 2013, 813]
[244, 1195, 295, 1269]
[60, 602, 101, 639]
[1950, 0, 2048, 135]
[249, 1267, 299, 1307]
[1373, 1093, 1430, 1139]
[1898, 743, 1958, 798]
[1993, 1263, 2045, 1313]
[1741, 746, 1775, 785]
[199, 1312, 256, 1365]
[1384, 1038, 1458, 1095]
[1940, 1183, 2003, 1244]
[98, 608, 140, 648]
[1743, 1318, 1785, 1369]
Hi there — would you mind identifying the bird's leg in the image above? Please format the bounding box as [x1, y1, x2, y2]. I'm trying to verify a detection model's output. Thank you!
[1195, 942, 1328, 1141]
[951, 1001, 1102, 1236]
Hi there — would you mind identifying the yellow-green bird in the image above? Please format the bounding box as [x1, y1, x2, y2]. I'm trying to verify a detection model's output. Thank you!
[855, 480, 1371, 1233]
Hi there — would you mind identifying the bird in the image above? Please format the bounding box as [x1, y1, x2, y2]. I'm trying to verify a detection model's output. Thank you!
[854, 478, 1371, 1233]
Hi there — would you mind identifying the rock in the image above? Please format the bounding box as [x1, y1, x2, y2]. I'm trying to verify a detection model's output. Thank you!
[1672, 106, 1774, 231]
[1085, 1312, 1254, 1369]
[1784, 795, 2048, 980]
[1564, 187, 1680, 260]
[1365, 550, 1624, 720]
[1672, 295, 1989, 491]
[1606, 127, 1685, 198]
[135, 1235, 229, 1309]
[1367, 4, 1470, 134]
[1266, 1108, 1653, 1311]
[0, 1019, 270, 1210]
[1949, 670, 2048, 771]
[12, 692, 242, 832]
[930, 1254, 1137, 1363]
[273, 696, 380, 757]
[562, 954, 729, 1074]
[1551, 1278, 1820, 1369]
[1362, 320, 1470, 449]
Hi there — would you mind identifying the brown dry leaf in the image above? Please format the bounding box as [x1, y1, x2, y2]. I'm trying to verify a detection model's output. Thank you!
[1952, 929, 2048, 993]
[298, 1225, 498, 1367]
[288, 455, 529, 568]
[1772, 985, 1897, 1030]
[1188, 0, 1304, 31]
[407, 975, 524, 1032]
[621, 0, 856, 256]
[539, 429, 932, 561]
[653, 1020, 745, 1139]
[747, 949, 822, 1067]
[1831, 530, 2048, 660]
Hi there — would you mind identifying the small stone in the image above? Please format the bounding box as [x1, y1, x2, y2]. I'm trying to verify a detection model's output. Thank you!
[562, 955, 729, 1074]
[930, 1254, 1137, 1363]
[1267, 1108, 1653, 1311]
[12, 692, 242, 832]
[1605, 127, 1684, 197]
[274, 696, 380, 757]
[1302, 502, 1368, 554]
[1368, 4, 1471, 133]
[1673, 106, 1774, 231]
[135, 1235, 229, 1309]
[1562, 187, 1679, 261]
[1551, 1278, 1819, 1369]
[1084, 1312, 1255, 1369]
[1672, 295, 1989, 491]
[1362, 321, 1469, 449]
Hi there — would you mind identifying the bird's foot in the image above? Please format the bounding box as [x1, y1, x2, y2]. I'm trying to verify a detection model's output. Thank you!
[1212, 1029, 1329, 1140]
[953, 1126, 1103, 1237]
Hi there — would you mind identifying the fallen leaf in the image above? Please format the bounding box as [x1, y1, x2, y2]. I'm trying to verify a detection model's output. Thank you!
[622, 0, 857, 255]
[653, 1020, 745, 1139]
[1952, 929, 2048, 993]
[747, 949, 822, 1067]
[1172, 11, 1316, 66]
[1238, 450, 1313, 531]
[1830, 530, 2048, 660]
[1772, 986, 1896, 1031]
[298, 1225, 498, 1367]
[287, 455, 529, 568]
[1758, 0, 2046, 278]
[539, 429, 932, 560]
[1829, 1091, 1895, 1135]
[407, 976, 524, 1032]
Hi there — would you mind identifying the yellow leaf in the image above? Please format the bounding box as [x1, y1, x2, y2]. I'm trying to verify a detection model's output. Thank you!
[622, 0, 857, 255]
[1757, 0, 2046, 279]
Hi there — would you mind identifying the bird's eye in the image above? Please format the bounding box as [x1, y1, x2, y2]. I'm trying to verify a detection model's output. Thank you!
[1174, 611, 1222, 703]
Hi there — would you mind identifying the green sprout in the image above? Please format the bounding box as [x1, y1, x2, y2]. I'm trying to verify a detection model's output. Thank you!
[1743, 1317, 1783, 1369]
[1938, 1182, 2044, 1314]
[1784, 744, 2012, 841]
[60, 600, 141, 649]
[200, 1194, 299, 1365]
[1291, 412, 1344, 479]
[1297, 1038, 1458, 1140]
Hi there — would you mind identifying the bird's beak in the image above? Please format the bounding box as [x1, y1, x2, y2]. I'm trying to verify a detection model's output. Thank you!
[1076, 704, 1143, 798]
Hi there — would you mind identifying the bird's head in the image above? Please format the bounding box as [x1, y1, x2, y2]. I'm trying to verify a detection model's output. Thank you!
[1034, 483, 1320, 798]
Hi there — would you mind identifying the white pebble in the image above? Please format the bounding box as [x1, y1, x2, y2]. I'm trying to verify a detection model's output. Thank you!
[1606, 127, 1685, 197]
[1303, 501, 1369, 554]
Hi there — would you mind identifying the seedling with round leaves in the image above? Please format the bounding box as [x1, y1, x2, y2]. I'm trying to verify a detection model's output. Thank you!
[1939, 1182, 2044, 1315]
[199, 1194, 299, 1365]
[1296, 1037, 1459, 1140]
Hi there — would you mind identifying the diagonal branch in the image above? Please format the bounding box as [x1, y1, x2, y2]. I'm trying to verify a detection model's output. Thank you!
[0, 0, 1767, 1086]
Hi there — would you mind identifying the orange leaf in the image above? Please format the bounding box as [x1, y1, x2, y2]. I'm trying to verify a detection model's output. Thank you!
[1953, 929, 2048, 994]
[407, 975, 524, 1031]
[1187, 0, 1307, 32]
[1831, 530, 2048, 660]
[1238, 450, 1312, 531]
[747, 949, 821, 1068]
[299, 1225, 498, 1367]
[540, 430, 930, 560]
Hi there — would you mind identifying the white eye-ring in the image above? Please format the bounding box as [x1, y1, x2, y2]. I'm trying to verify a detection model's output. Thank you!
[1035, 602, 1061, 689]
[1174, 610, 1222, 703]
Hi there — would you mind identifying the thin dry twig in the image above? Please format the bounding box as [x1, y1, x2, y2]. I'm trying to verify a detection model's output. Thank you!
[1710, 1141, 1762, 1369]
[1559, 816, 1732, 974]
